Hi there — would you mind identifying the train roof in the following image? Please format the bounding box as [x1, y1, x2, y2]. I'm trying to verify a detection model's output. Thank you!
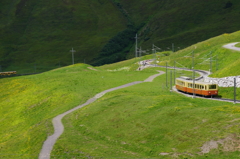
[179, 76, 192, 80]
[176, 77, 217, 85]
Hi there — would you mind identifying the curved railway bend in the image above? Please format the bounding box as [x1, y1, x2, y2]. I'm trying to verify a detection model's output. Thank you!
[152, 65, 240, 103]
[173, 86, 240, 103]
[39, 71, 165, 159]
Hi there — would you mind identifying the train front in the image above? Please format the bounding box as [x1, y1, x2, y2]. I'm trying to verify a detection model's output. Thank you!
[205, 84, 218, 96]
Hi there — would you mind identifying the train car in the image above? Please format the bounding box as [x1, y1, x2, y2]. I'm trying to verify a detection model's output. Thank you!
[176, 76, 218, 96]
[0, 71, 17, 76]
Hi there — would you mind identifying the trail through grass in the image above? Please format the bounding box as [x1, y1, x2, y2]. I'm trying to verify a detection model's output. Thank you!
[0, 63, 157, 158]
[51, 70, 240, 158]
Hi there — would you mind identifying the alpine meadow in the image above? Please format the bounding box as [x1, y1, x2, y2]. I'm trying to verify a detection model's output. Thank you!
[1, 0, 240, 159]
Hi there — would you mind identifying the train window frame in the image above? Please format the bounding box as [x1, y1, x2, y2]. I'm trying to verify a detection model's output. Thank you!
[188, 83, 193, 88]
[196, 84, 199, 89]
[209, 84, 217, 89]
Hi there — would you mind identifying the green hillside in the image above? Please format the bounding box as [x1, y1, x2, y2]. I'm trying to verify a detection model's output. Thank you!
[1, 0, 240, 73]
[53, 73, 240, 158]
[157, 31, 240, 78]
[0, 63, 157, 158]
[1, 30, 240, 158]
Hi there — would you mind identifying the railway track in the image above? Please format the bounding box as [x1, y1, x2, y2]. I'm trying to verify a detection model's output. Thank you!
[212, 97, 240, 103]
[174, 88, 240, 103]
[150, 64, 210, 81]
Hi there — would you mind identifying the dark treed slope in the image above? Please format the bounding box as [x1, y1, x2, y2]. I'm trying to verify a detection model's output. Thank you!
[119, 0, 240, 55]
[1, 0, 240, 72]
[0, 0, 128, 73]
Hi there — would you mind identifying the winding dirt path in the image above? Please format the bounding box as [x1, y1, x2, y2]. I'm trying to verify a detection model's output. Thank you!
[39, 71, 165, 159]
[223, 42, 240, 51]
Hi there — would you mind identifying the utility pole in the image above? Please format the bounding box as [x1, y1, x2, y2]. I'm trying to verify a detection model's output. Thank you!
[174, 61, 176, 85]
[234, 77, 236, 104]
[70, 48, 76, 65]
[166, 62, 168, 88]
[135, 34, 138, 58]
[152, 44, 155, 65]
[210, 51, 212, 73]
[192, 51, 195, 98]
[192, 67, 195, 98]
[152, 44, 161, 66]
[139, 47, 142, 57]
[192, 51, 194, 70]
[216, 55, 218, 71]
[139, 47, 142, 65]
[170, 70, 172, 91]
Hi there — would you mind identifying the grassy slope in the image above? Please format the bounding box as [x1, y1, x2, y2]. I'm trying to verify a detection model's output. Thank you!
[157, 31, 240, 78]
[51, 69, 240, 158]
[1, 31, 240, 158]
[0, 63, 156, 158]
[0, 0, 127, 73]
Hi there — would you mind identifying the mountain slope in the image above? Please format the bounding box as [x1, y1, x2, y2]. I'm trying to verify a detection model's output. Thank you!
[0, 0, 127, 73]
[1, 0, 240, 72]
[119, 0, 240, 55]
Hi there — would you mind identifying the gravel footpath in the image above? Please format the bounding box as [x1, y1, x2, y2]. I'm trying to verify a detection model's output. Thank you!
[223, 42, 240, 51]
[39, 71, 164, 159]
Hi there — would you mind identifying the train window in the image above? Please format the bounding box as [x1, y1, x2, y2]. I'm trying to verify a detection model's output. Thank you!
[188, 83, 193, 88]
[196, 84, 199, 89]
[209, 85, 216, 89]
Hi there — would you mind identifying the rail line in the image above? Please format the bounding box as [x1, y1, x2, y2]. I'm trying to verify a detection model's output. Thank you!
[150, 64, 210, 81]
[174, 87, 240, 103]
[152, 64, 239, 104]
